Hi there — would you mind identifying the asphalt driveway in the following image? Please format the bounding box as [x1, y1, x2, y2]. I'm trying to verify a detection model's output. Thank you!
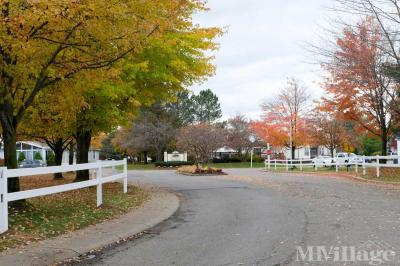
[73, 169, 400, 266]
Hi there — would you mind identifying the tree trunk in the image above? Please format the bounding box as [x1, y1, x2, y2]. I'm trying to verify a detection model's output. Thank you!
[53, 139, 64, 179]
[381, 134, 388, 156]
[291, 145, 296, 160]
[144, 151, 148, 164]
[69, 142, 74, 165]
[75, 128, 92, 181]
[330, 147, 335, 158]
[2, 128, 19, 192]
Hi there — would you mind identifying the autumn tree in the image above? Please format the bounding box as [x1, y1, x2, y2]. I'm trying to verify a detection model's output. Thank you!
[308, 105, 348, 157]
[177, 123, 226, 165]
[19, 81, 82, 179]
[0, 0, 182, 192]
[332, 1, 400, 127]
[253, 78, 310, 159]
[113, 105, 176, 163]
[322, 18, 395, 155]
[226, 115, 254, 161]
[73, 5, 222, 181]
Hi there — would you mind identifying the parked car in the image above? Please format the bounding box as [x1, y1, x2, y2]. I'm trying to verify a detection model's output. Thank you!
[312, 156, 334, 167]
[349, 154, 363, 164]
[18, 160, 47, 168]
[334, 152, 361, 165]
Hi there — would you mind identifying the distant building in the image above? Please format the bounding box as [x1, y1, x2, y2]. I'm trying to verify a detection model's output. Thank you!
[389, 135, 400, 155]
[213, 146, 239, 160]
[0, 140, 100, 164]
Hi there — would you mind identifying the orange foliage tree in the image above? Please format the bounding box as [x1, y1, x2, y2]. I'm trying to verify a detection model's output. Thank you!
[252, 78, 309, 159]
[322, 18, 395, 155]
[308, 103, 350, 157]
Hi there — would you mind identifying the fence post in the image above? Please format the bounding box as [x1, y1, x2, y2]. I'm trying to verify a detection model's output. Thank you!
[336, 160, 339, 173]
[376, 155, 380, 178]
[274, 160, 277, 171]
[362, 155, 366, 176]
[96, 162, 103, 207]
[123, 158, 128, 193]
[286, 159, 289, 172]
[0, 167, 8, 234]
[355, 159, 358, 174]
[268, 157, 271, 170]
[300, 159, 303, 171]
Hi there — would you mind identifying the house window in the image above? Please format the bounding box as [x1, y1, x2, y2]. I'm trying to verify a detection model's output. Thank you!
[304, 147, 310, 157]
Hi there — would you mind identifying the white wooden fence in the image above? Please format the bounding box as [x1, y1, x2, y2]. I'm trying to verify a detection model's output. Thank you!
[264, 155, 400, 178]
[0, 159, 128, 234]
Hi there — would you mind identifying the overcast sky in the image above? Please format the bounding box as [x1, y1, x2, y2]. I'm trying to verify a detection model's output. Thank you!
[192, 0, 335, 120]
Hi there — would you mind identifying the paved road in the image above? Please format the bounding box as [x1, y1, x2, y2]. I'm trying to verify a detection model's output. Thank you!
[75, 169, 400, 266]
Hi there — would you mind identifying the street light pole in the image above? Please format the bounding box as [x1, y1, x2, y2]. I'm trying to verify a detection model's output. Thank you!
[250, 148, 253, 169]
[289, 123, 293, 160]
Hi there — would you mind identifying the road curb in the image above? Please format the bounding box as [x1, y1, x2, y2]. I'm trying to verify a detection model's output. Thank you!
[0, 189, 180, 266]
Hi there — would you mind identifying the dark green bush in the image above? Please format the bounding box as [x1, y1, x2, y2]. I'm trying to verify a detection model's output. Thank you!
[18, 152, 26, 162]
[154, 161, 193, 167]
[34, 152, 43, 160]
[212, 158, 242, 163]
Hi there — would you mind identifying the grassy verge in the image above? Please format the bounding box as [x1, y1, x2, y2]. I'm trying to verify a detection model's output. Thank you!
[266, 165, 400, 183]
[0, 173, 149, 251]
[361, 168, 400, 183]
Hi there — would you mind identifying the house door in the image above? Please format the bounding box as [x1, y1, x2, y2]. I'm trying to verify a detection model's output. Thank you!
[310, 147, 318, 158]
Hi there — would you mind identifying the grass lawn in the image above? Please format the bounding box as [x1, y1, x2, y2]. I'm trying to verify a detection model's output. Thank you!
[127, 162, 267, 170]
[126, 163, 164, 170]
[0, 173, 149, 251]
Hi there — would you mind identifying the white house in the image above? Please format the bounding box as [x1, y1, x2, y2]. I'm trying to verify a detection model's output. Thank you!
[213, 146, 239, 160]
[0, 140, 100, 164]
[282, 145, 336, 159]
[16, 141, 47, 161]
[388, 135, 400, 155]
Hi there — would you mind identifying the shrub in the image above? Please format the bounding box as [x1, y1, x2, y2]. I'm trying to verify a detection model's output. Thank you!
[34, 152, 43, 161]
[18, 152, 26, 162]
[371, 151, 382, 156]
[245, 154, 263, 163]
[212, 157, 242, 163]
[46, 151, 55, 166]
[154, 161, 193, 167]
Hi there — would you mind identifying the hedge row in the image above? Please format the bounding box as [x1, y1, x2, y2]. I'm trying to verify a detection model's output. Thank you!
[154, 161, 194, 167]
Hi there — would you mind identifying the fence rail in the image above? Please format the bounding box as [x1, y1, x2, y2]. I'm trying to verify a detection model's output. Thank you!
[264, 155, 400, 177]
[0, 159, 128, 234]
